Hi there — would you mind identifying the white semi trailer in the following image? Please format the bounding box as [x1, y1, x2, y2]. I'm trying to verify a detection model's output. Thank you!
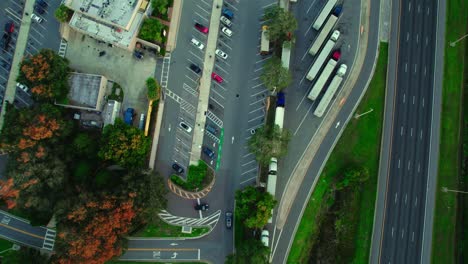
[314, 64, 348, 117]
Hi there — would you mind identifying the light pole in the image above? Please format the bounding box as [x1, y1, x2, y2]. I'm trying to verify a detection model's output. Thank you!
[442, 187, 468, 194]
[450, 33, 468, 47]
[0, 244, 20, 254]
[354, 108, 374, 119]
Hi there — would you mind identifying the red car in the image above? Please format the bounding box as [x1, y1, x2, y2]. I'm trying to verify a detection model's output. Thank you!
[211, 72, 223, 83]
[332, 50, 341, 60]
[195, 22, 209, 34]
[4, 21, 14, 34]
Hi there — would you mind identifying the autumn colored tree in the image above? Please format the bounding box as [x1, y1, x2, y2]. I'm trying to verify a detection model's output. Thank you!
[18, 49, 70, 100]
[0, 178, 19, 209]
[98, 119, 151, 168]
[54, 194, 137, 264]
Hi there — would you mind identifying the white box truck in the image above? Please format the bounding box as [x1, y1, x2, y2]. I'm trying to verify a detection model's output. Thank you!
[314, 64, 348, 117]
[306, 31, 339, 81]
[261, 25, 270, 55]
[313, 0, 338, 30]
[309, 17, 338, 56]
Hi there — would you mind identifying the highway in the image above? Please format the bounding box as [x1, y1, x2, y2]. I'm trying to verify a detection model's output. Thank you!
[371, 0, 445, 262]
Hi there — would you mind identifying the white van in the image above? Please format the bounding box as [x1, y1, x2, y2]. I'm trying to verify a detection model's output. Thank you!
[261, 230, 269, 247]
[220, 16, 232, 27]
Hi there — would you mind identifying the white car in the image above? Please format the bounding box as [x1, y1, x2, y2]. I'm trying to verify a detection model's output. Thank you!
[16, 83, 29, 93]
[179, 122, 192, 133]
[220, 16, 232, 27]
[191, 38, 204, 50]
[215, 49, 228, 60]
[221, 27, 233, 37]
[261, 230, 269, 247]
[31, 14, 43, 23]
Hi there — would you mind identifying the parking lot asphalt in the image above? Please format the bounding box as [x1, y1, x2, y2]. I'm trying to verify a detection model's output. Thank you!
[0, 0, 62, 110]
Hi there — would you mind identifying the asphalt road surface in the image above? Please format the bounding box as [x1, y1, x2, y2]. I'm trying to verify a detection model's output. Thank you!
[373, 0, 444, 262]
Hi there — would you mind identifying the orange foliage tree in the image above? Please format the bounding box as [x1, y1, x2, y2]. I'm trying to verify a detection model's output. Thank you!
[55, 194, 137, 264]
[0, 179, 19, 209]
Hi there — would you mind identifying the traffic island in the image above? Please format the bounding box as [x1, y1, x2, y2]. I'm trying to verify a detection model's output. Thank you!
[168, 160, 215, 199]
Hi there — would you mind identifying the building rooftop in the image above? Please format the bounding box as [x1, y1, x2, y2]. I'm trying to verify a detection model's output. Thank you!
[67, 73, 105, 109]
[66, 0, 142, 28]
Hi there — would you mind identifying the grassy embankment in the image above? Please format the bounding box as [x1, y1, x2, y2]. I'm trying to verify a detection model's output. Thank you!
[432, 0, 468, 262]
[287, 43, 388, 263]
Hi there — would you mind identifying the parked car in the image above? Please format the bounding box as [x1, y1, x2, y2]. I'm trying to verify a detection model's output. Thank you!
[99, 51, 106, 57]
[194, 203, 209, 211]
[134, 51, 144, 59]
[138, 113, 145, 130]
[179, 121, 192, 132]
[220, 16, 232, 27]
[189, 63, 202, 74]
[36, 0, 48, 8]
[124, 108, 134, 125]
[261, 230, 269, 247]
[191, 38, 204, 50]
[215, 49, 228, 60]
[202, 146, 215, 159]
[172, 163, 184, 174]
[205, 124, 218, 135]
[4, 21, 14, 34]
[1, 33, 12, 51]
[211, 72, 223, 83]
[222, 8, 234, 20]
[194, 22, 209, 34]
[31, 13, 43, 23]
[225, 211, 233, 229]
[16, 83, 29, 93]
[221, 27, 233, 37]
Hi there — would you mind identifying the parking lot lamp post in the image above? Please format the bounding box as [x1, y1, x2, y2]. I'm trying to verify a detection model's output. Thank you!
[450, 33, 468, 47]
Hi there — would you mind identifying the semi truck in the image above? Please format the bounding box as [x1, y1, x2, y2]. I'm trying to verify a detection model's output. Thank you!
[260, 25, 270, 55]
[308, 50, 341, 101]
[309, 16, 338, 56]
[306, 31, 340, 81]
[313, 0, 338, 30]
[314, 64, 348, 117]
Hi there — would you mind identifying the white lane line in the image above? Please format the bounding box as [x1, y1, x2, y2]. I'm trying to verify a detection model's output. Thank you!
[249, 107, 264, 114]
[248, 115, 264, 123]
[254, 67, 263, 72]
[242, 160, 256, 167]
[200, 0, 211, 8]
[398, 159, 401, 168]
[250, 83, 264, 89]
[195, 12, 209, 22]
[408, 2, 412, 11]
[413, 96, 415, 104]
[225, 1, 239, 11]
[403, 93, 406, 103]
[241, 167, 257, 176]
[295, 88, 311, 111]
[218, 40, 232, 50]
[306, 0, 318, 14]
[304, 22, 314, 37]
[395, 193, 398, 204]
[251, 76, 260, 81]
[256, 57, 271, 64]
[211, 87, 225, 99]
[250, 97, 265, 106]
[215, 65, 229, 75]
[251, 90, 266, 97]
[243, 152, 254, 158]
[293, 103, 313, 136]
[262, 3, 276, 9]
[240, 176, 257, 185]
[185, 75, 198, 84]
[209, 96, 224, 109]
[189, 50, 204, 62]
[213, 82, 227, 91]
[196, 5, 211, 14]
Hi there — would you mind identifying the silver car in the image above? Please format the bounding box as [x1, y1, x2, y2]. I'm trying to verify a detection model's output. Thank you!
[215, 49, 228, 60]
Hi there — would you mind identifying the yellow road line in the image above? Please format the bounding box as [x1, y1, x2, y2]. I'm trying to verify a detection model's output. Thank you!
[0, 223, 44, 239]
[127, 248, 198, 252]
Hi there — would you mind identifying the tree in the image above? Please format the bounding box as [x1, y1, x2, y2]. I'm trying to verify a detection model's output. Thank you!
[98, 119, 151, 168]
[248, 124, 291, 166]
[235, 186, 277, 229]
[226, 238, 270, 264]
[54, 194, 137, 264]
[54, 4, 73, 23]
[151, 0, 169, 16]
[139, 18, 164, 43]
[18, 49, 70, 100]
[146, 77, 161, 101]
[336, 167, 370, 190]
[261, 57, 292, 92]
[263, 6, 297, 42]
[2, 247, 49, 264]
[72, 133, 97, 157]
[0, 178, 19, 209]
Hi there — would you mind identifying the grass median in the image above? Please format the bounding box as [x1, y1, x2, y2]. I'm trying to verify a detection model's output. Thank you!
[431, 0, 468, 262]
[287, 42, 388, 263]
[134, 220, 210, 238]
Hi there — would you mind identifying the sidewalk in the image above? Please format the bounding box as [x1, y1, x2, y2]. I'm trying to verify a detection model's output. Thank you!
[188, 0, 224, 165]
[0, 0, 35, 129]
[275, 0, 374, 229]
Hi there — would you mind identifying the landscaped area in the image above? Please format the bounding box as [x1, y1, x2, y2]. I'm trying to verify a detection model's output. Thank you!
[432, 0, 468, 262]
[170, 160, 213, 191]
[288, 43, 388, 263]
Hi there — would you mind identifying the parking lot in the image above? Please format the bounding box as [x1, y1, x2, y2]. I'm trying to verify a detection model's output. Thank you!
[0, 0, 62, 110]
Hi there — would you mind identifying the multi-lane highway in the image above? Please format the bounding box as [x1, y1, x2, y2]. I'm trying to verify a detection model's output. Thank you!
[371, 0, 445, 262]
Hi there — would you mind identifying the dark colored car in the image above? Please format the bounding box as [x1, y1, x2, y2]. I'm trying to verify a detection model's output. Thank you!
[222, 8, 234, 20]
[34, 5, 45, 14]
[99, 51, 106, 57]
[225, 211, 233, 229]
[190, 63, 201, 74]
[172, 163, 184, 174]
[36, 0, 48, 8]
[124, 108, 134, 125]
[277, 92, 285, 107]
[205, 124, 218, 135]
[134, 51, 144, 59]
[4, 21, 14, 34]
[333, 5, 343, 16]
[202, 146, 215, 159]
[194, 22, 209, 34]
[195, 203, 209, 211]
[1, 33, 12, 52]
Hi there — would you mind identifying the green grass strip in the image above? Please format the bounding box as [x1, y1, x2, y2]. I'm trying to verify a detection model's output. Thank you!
[287, 42, 388, 263]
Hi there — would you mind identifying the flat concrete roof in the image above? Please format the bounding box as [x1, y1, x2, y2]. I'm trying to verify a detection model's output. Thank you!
[69, 11, 143, 48]
[67, 73, 104, 108]
[66, 0, 142, 28]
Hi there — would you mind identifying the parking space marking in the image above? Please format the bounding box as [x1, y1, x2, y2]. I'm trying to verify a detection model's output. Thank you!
[30, 27, 45, 38]
[213, 82, 227, 91]
[28, 35, 43, 46]
[214, 65, 229, 75]
[183, 83, 199, 97]
[215, 58, 231, 67]
[217, 39, 232, 50]
[262, 3, 276, 9]
[185, 74, 199, 84]
[225, 1, 239, 11]
[10, 0, 23, 8]
[27, 45, 40, 53]
[188, 50, 204, 62]
[211, 87, 225, 100]
[250, 82, 264, 89]
[209, 97, 224, 109]
[0, 75, 7, 81]
[248, 115, 263, 123]
[204, 131, 221, 143]
[206, 111, 224, 128]
[200, 0, 211, 8]
[255, 57, 271, 64]
[176, 137, 192, 149]
[250, 90, 267, 97]
[249, 97, 265, 106]
[295, 86, 311, 111]
[251, 76, 260, 81]
[240, 176, 257, 185]
[248, 106, 265, 114]
[242, 160, 256, 167]
[242, 152, 254, 158]
[254, 67, 263, 72]
[304, 22, 314, 37]
[196, 5, 211, 14]
[195, 12, 209, 23]
[241, 167, 257, 176]
[5, 8, 22, 21]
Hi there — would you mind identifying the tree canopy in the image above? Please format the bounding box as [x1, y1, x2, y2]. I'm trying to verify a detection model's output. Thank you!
[261, 57, 292, 92]
[263, 6, 297, 43]
[139, 18, 165, 43]
[146, 77, 161, 101]
[54, 4, 74, 23]
[98, 119, 151, 168]
[226, 238, 270, 264]
[248, 124, 291, 166]
[235, 186, 277, 229]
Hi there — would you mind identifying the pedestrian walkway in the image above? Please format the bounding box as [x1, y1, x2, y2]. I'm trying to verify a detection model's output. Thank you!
[42, 229, 56, 251]
[158, 209, 221, 229]
[0, 0, 35, 129]
[188, 0, 224, 165]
